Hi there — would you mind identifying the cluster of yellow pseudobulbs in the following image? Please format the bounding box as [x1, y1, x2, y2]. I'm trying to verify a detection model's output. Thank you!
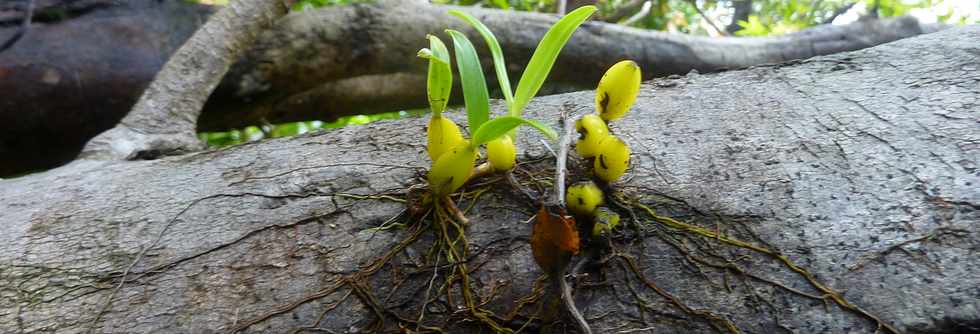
[576, 60, 641, 183]
[567, 60, 641, 235]
[428, 60, 640, 199]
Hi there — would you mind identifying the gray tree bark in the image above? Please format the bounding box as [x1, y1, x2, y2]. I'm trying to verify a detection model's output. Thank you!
[1, 24, 977, 333]
[0, 0, 946, 175]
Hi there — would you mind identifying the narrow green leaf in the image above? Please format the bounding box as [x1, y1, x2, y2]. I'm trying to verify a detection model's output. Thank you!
[512, 6, 597, 116]
[447, 30, 491, 134]
[419, 35, 453, 116]
[448, 9, 513, 107]
[472, 116, 558, 146]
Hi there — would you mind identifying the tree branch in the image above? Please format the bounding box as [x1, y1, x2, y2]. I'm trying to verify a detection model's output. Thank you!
[199, 0, 938, 129]
[620, 0, 651, 26]
[725, 0, 752, 34]
[0, 0, 946, 175]
[0, 0, 33, 52]
[822, 2, 856, 24]
[687, 0, 727, 36]
[600, 0, 646, 23]
[79, 0, 289, 161]
[215, 0, 939, 126]
[1, 25, 978, 333]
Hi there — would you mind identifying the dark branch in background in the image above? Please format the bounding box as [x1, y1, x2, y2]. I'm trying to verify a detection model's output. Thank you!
[0, 25, 977, 333]
[80, 0, 289, 161]
[209, 0, 941, 130]
[0, 0, 214, 176]
[686, 0, 727, 36]
[868, 0, 880, 18]
[564, 0, 597, 15]
[0, 0, 116, 24]
[620, 0, 651, 26]
[822, 2, 856, 24]
[0, 0, 33, 52]
[600, 0, 645, 22]
[0, 0, 947, 175]
[725, 0, 752, 34]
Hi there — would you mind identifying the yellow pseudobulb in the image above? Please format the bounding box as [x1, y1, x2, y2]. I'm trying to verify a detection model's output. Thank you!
[428, 141, 477, 196]
[427, 116, 464, 161]
[575, 114, 610, 158]
[487, 136, 517, 172]
[566, 181, 605, 216]
[594, 135, 631, 182]
[596, 60, 641, 122]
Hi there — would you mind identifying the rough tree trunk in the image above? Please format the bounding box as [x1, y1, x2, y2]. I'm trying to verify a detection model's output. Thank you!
[1, 25, 977, 333]
[0, 0, 946, 176]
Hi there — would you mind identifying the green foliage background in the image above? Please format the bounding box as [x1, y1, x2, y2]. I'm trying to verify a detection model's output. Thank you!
[198, 0, 973, 147]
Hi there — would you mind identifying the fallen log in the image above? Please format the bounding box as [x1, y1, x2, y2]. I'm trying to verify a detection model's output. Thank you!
[0, 24, 977, 333]
[0, 0, 946, 175]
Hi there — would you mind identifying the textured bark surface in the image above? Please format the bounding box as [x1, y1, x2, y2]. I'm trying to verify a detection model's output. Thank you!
[1, 24, 978, 334]
[0, 0, 945, 175]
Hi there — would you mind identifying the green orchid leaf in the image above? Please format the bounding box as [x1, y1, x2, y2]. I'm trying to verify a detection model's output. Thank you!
[472, 116, 557, 146]
[448, 9, 513, 108]
[419, 35, 453, 116]
[447, 29, 491, 134]
[512, 6, 596, 116]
